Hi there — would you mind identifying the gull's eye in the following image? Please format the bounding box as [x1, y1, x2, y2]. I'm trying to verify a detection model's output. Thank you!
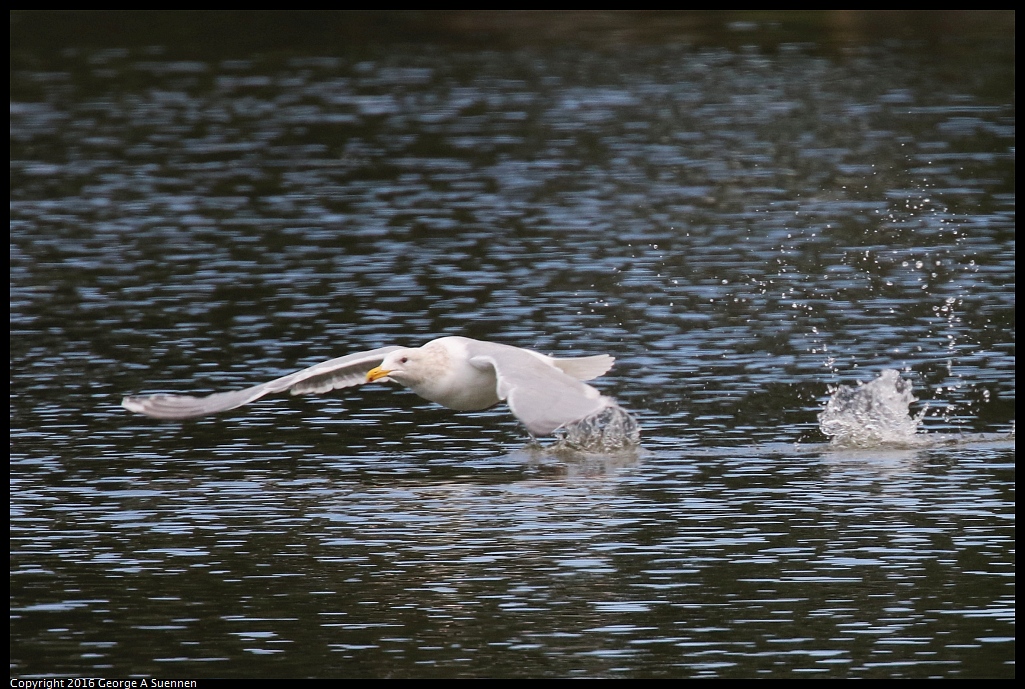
[400, 356, 409, 364]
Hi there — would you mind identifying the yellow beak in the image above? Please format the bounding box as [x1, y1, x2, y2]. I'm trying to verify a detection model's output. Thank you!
[366, 365, 392, 383]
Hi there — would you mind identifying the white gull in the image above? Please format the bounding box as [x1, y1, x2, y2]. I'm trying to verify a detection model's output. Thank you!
[122, 336, 621, 437]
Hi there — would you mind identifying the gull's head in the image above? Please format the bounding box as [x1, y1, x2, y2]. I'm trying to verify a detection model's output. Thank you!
[366, 345, 444, 387]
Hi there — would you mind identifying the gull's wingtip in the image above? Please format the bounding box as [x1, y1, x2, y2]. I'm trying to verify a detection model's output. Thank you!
[122, 395, 143, 414]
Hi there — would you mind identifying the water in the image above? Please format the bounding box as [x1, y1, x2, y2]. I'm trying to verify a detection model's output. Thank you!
[557, 404, 641, 452]
[10, 11, 1014, 678]
[819, 370, 927, 448]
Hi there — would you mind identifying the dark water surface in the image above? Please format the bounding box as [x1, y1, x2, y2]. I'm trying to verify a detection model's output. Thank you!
[10, 12, 1014, 678]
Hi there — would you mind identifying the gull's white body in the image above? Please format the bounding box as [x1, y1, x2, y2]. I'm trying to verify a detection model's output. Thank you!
[122, 336, 617, 436]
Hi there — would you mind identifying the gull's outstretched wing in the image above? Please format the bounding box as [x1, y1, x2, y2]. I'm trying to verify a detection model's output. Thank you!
[122, 346, 403, 420]
[465, 341, 611, 436]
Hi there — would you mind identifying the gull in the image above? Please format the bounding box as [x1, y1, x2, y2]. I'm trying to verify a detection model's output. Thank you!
[122, 336, 619, 436]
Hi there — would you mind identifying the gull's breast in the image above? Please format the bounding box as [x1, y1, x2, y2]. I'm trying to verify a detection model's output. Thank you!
[412, 361, 500, 411]
[404, 339, 501, 411]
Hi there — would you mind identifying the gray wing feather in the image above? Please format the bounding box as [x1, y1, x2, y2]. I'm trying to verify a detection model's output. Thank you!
[122, 346, 403, 420]
[466, 341, 610, 436]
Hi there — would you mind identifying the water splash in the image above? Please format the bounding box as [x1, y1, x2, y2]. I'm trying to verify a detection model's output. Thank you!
[553, 403, 641, 453]
[818, 369, 926, 448]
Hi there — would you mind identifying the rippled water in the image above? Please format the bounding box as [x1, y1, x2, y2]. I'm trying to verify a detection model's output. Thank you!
[10, 12, 1014, 678]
